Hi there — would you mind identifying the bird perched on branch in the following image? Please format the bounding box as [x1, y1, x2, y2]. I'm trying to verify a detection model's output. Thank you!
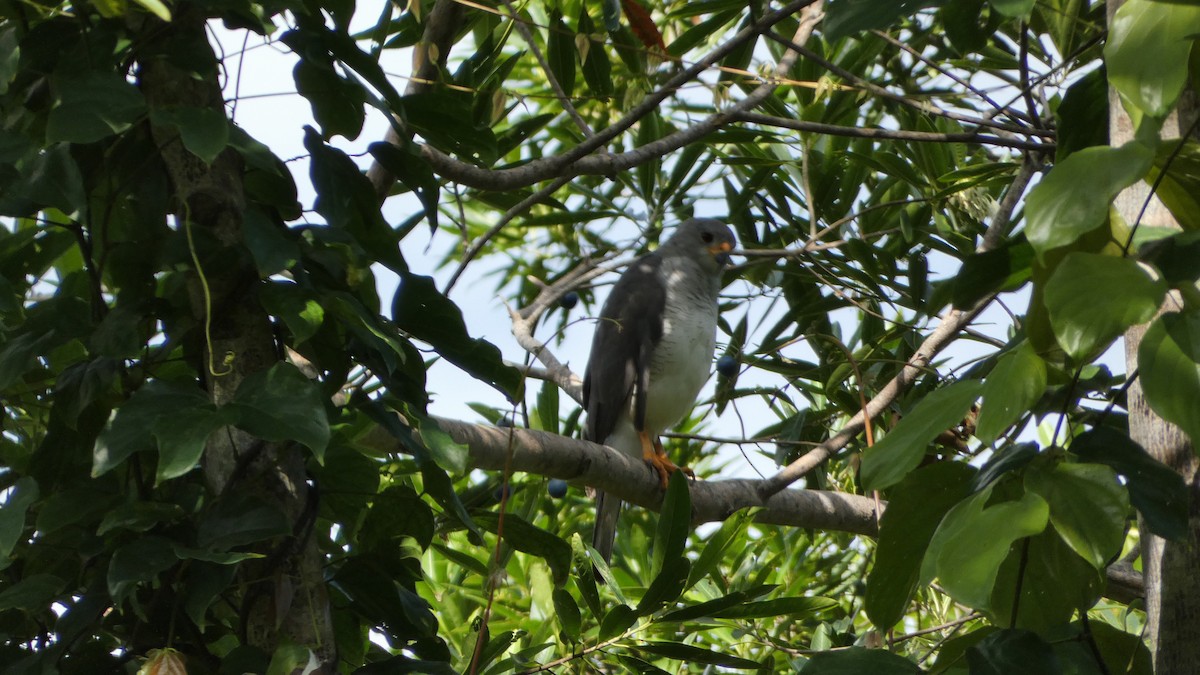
[583, 218, 736, 563]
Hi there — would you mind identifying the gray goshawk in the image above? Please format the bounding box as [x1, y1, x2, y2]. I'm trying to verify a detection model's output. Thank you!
[583, 218, 736, 563]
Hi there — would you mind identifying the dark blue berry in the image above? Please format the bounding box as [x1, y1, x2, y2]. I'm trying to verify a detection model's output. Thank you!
[560, 292, 579, 310]
[493, 484, 512, 501]
[548, 479, 568, 498]
[716, 354, 738, 378]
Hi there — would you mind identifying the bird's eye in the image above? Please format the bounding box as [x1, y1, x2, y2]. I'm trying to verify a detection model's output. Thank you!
[701, 232, 714, 243]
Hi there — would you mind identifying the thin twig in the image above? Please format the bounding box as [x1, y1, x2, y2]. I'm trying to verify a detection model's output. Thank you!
[731, 112, 1052, 151]
[498, 0, 597, 140]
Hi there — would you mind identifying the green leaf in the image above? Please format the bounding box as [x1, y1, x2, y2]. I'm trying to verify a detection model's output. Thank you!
[970, 442, 1040, 492]
[636, 556, 690, 616]
[547, 11, 576, 98]
[359, 485, 435, 552]
[260, 281, 324, 344]
[107, 536, 179, 605]
[93, 379, 221, 478]
[419, 417, 470, 474]
[1024, 142, 1154, 258]
[1054, 67, 1109, 161]
[923, 488, 1049, 609]
[1106, 0, 1200, 119]
[1084, 620, 1154, 675]
[1025, 462, 1128, 569]
[989, 0, 1035, 17]
[1139, 230, 1200, 285]
[293, 57, 366, 140]
[823, 0, 940, 41]
[266, 645, 314, 675]
[989, 527, 1103, 632]
[1, 143, 87, 218]
[861, 379, 983, 490]
[866, 462, 975, 629]
[0, 28, 17, 96]
[473, 512, 572, 586]
[942, 0, 989, 55]
[599, 603, 637, 640]
[367, 141, 439, 231]
[552, 587, 581, 638]
[1071, 427, 1188, 539]
[183, 562, 237, 631]
[1139, 310, 1200, 444]
[36, 487, 118, 533]
[798, 647, 921, 674]
[652, 471, 690, 578]
[400, 91, 498, 164]
[304, 128, 406, 273]
[155, 405, 236, 484]
[130, 0, 171, 20]
[97, 502, 186, 536]
[636, 641, 761, 669]
[0, 476, 36, 570]
[686, 508, 754, 589]
[1044, 253, 1166, 360]
[976, 341, 1046, 443]
[149, 106, 229, 165]
[536, 378, 559, 435]
[392, 273, 522, 401]
[0, 574, 65, 612]
[658, 586, 774, 623]
[968, 629, 1058, 675]
[577, 9, 613, 97]
[711, 596, 838, 619]
[196, 494, 291, 550]
[228, 362, 331, 461]
[47, 72, 146, 144]
[1146, 139, 1200, 231]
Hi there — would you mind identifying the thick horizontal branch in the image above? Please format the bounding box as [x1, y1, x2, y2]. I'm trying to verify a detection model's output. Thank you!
[377, 417, 1144, 601]
[731, 112, 1053, 152]
[427, 417, 881, 535]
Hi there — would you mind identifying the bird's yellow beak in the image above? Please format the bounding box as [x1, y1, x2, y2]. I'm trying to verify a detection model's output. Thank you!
[710, 241, 733, 265]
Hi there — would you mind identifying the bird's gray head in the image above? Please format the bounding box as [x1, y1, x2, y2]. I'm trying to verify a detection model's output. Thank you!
[659, 218, 737, 273]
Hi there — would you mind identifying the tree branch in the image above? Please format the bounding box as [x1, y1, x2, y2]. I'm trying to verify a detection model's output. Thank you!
[731, 112, 1052, 152]
[407, 0, 819, 191]
[425, 417, 881, 535]
[364, 415, 1146, 600]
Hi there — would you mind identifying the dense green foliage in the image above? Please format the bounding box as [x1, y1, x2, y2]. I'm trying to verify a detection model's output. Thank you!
[1, 0, 1198, 672]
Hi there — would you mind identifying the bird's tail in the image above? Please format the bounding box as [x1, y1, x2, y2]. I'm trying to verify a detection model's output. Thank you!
[592, 491, 623, 563]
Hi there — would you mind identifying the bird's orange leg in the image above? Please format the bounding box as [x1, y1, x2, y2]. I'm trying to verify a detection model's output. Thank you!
[639, 432, 693, 489]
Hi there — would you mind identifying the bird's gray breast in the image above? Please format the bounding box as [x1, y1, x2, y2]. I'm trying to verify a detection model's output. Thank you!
[641, 259, 720, 434]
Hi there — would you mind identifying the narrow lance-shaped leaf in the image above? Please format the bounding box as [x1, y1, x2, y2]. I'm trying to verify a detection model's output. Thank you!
[546, 10, 576, 98]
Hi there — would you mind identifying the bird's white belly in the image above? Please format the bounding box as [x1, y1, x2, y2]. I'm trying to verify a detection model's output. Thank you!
[641, 308, 716, 434]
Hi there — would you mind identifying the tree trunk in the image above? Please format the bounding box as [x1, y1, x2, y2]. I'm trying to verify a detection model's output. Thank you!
[1108, 3, 1200, 671]
[136, 7, 336, 668]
